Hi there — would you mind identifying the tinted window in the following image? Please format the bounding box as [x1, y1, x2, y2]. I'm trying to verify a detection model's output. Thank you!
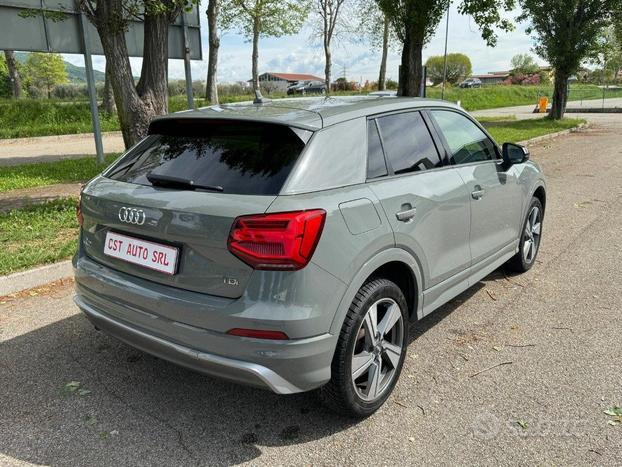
[105, 121, 306, 196]
[376, 112, 441, 175]
[431, 110, 497, 165]
[367, 120, 387, 178]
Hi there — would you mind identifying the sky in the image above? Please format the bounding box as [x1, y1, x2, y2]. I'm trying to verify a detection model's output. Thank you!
[63, 4, 545, 85]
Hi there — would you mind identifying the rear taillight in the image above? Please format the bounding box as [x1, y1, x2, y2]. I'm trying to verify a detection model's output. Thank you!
[227, 209, 326, 270]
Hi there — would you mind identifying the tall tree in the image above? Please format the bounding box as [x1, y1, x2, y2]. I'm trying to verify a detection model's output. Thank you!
[4, 51, 22, 98]
[519, 0, 622, 119]
[79, 0, 195, 148]
[590, 25, 622, 83]
[510, 53, 539, 75]
[205, 0, 221, 103]
[377, 0, 514, 97]
[314, 0, 349, 93]
[25, 52, 67, 98]
[0, 54, 9, 98]
[222, 0, 309, 91]
[356, 1, 395, 90]
[425, 53, 472, 85]
[102, 60, 116, 115]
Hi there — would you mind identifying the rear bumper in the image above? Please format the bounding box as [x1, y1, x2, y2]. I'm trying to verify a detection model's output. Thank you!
[76, 295, 308, 393]
[73, 254, 339, 393]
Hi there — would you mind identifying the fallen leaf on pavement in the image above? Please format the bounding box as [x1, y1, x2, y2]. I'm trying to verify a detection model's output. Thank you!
[604, 407, 622, 417]
[604, 406, 622, 426]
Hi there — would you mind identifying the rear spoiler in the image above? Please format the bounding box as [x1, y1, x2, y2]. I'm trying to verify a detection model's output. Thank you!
[148, 117, 314, 142]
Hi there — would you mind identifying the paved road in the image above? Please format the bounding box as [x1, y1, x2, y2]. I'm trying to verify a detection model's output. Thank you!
[0, 132, 125, 166]
[1, 118, 622, 466]
[472, 97, 622, 122]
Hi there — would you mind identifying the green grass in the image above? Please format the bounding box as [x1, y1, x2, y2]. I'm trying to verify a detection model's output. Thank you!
[0, 154, 118, 192]
[0, 198, 79, 275]
[0, 100, 120, 139]
[480, 116, 585, 143]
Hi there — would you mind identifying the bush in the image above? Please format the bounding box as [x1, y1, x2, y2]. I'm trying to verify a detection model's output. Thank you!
[217, 82, 252, 98]
[385, 78, 398, 90]
[332, 78, 359, 92]
[52, 84, 89, 99]
[260, 81, 287, 94]
[426, 53, 472, 85]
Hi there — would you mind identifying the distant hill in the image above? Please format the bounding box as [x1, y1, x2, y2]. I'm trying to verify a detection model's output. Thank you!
[14, 51, 106, 84]
[64, 60, 106, 84]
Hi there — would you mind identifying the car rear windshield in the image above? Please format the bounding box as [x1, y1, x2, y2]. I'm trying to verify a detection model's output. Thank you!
[105, 120, 308, 196]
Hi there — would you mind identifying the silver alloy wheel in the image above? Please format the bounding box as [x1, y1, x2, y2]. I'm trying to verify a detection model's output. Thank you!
[351, 298, 404, 402]
[523, 205, 542, 264]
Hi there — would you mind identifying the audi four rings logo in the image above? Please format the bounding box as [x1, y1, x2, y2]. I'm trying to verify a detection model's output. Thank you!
[118, 207, 146, 225]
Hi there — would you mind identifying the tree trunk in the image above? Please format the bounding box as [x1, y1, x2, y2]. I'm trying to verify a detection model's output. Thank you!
[205, 0, 220, 104]
[252, 16, 260, 92]
[4, 50, 21, 98]
[137, 12, 170, 117]
[550, 70, 568, 120]
[88, 0, 174, 148]
[324, 43, 332, 95]
[102, 60, 116, 114]
[378, 16, 389, 91]
[398, 24, 424, 97]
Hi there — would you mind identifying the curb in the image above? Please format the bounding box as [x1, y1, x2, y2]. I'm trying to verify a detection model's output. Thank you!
[0, 260, 73, 296]
[518, 122, 590, 146]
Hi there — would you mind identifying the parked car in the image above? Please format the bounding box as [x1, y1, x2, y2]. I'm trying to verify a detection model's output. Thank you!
[459, 78, 482, 88]
[287, 80, 327, 95]
[74, 96, 546, 417]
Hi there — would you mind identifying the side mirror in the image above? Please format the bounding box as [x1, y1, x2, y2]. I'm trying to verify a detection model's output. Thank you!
[502, 142, 530, 167]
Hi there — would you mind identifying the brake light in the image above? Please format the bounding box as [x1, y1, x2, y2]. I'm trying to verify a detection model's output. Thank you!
[227, 328, 289, 340]
[227, 209, 326, 270]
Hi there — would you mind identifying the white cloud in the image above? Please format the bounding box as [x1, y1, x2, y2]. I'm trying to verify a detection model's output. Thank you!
[64, 4, 542, 84]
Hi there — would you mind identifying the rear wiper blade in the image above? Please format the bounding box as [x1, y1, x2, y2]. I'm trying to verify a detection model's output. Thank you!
[146, 173, 224, 192]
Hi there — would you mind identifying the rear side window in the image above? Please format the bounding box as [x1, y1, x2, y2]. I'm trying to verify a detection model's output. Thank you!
[367, 120, 388, 179]
[430, 110, 497, 165]
[105, 121, 306, 196]
[376, 112, 442, 175]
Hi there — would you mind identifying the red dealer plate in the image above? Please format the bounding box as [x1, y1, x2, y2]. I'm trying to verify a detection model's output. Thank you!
[103, 231, 179, 275]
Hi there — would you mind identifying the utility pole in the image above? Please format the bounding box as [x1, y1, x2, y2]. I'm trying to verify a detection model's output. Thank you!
[441, 6, 450, 100]
[77, 6, 104, 164]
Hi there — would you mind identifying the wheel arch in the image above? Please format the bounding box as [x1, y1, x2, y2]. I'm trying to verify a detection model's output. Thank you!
[329, 248, 423, 335]
[532, 184, 546, 212]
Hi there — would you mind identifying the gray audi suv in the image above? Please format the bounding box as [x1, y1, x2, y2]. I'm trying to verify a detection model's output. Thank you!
[74, 96, 545, 417]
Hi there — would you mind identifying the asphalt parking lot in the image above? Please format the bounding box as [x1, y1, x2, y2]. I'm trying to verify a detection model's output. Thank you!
[1, 117, 621, 465]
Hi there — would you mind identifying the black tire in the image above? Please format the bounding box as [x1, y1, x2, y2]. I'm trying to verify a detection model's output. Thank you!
[506, 197, 544, 273]
[319, 278, 409, 418]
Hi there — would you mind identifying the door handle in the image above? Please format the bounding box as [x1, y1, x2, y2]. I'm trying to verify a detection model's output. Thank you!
[396, 207, 417, 222]
[471, 186, 485, 200]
